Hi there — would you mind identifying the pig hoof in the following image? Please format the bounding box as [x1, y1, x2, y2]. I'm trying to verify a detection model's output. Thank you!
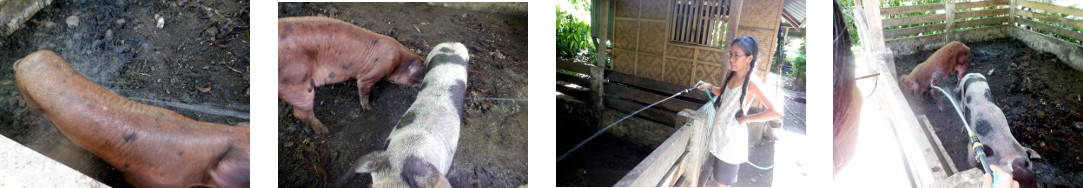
[360, 101, 373, 110]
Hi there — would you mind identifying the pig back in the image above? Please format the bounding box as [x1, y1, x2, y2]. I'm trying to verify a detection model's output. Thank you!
[384, 42, 470, 174]
[959, 73, 1031, 174]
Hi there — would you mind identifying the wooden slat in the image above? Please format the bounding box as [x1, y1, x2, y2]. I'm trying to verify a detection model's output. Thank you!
[605, 97, 677, 126]
[557, 72, 591, 89]
[557, 84, 590, 101]
[557, 59, 595, 74]
[955, 16, 1009, 29]
[955, 0, 1009, 10]
[1017, 9, 1083, 30]
[955, 8, 1008, 19]
[1018, 18, 1083, 41]
[605, 83, 702, 112]
[883, 23, 946, 38]
[1019, 0, 1083, 17]
[607, 71, 708, 101]
[882, 13, 945, 27]
[881, 3, 943, 15]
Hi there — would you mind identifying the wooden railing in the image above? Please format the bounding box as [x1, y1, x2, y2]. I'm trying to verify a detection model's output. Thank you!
[556, 60, 598, 102]
[881, 0, 1010, 40]
[1016, 0, 1083, 44]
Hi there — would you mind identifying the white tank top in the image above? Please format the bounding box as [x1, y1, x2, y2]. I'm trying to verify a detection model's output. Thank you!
[709, 83, 753, 164]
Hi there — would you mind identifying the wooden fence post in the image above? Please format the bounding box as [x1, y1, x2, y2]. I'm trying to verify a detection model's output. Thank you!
[592, 0, 610, 126]
[945, 0, 956, 43]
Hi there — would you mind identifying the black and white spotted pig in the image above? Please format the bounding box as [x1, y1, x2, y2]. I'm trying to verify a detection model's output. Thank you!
[959, 73, 1041, 188]
[339, 42, 468, 188]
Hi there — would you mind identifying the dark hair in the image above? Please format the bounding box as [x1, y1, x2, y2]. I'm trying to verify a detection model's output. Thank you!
[718, 36, 758, 118]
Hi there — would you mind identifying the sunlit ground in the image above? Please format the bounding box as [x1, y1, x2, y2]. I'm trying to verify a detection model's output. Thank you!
[832, 48, 915, 187]
[759, 72, 811, 187]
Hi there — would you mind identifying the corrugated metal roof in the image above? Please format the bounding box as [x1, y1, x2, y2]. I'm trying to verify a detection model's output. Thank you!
[781, 0, 805, 28]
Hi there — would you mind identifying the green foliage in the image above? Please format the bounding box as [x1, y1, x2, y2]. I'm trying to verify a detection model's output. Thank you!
[557, 1, 596, 62]
[787, 38, 806, 85]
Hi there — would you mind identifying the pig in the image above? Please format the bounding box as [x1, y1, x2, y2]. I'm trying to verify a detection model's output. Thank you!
[14, 50, 250, 188]
[336, 42, 468, 188]
[278, 16, 426, 134]
[900, 41, 970, 110]
[959, 73, 1040, 188]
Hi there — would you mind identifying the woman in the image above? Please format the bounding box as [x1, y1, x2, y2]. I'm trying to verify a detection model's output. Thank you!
[695, 36, 783, 187]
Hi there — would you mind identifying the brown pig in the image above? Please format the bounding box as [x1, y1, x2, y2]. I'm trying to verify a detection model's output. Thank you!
[14, 50, 250, 188]
[278, 16, 426, 134]
[900, 41, 970, 110]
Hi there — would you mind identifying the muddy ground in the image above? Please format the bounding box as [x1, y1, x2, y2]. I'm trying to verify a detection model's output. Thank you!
[0, 1, 250, 187]
[277, 3, 528, 188]
[895, 38, 1083, 187]
[556, 88, 806, 187]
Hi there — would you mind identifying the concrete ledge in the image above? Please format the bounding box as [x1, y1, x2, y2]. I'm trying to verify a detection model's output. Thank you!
[0, 135, 108, 188]
[0, 0, 51, 37]
[886, 25, 1012, 55]
[1013, 27, 1083, 72]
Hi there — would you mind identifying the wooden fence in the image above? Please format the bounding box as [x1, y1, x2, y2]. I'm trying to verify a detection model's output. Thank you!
[878, 0, 1083, 61]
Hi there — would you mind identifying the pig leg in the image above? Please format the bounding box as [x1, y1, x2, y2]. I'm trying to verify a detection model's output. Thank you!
[355, 76, 381, 110]
[284, 87, 328, 134]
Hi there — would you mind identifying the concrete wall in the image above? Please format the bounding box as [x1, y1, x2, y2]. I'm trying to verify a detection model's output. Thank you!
[1014, 27, 1083, 72]
[611, 0, 783, 86]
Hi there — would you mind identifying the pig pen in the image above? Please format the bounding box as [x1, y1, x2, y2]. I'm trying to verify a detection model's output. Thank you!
[0, 1, 250, 187]
[557, 88, 807, 187]
[276, 3, 529, 187]
[895, 38, 1083, 186]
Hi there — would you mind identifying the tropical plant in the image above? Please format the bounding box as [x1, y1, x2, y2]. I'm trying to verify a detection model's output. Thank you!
[557, 0, 595, 63]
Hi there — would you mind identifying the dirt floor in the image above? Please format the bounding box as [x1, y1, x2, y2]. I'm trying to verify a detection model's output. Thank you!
[277, 3, 528, 188]
[895, 38, 1083, 187]
[556, 88, 806, 187]
[0, 1, 250, 187]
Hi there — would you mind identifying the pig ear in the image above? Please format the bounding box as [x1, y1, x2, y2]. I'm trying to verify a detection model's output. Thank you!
[354, 151, 388, 173]
[402, 155, 447, 188]
[1025, 147, 1042, 160]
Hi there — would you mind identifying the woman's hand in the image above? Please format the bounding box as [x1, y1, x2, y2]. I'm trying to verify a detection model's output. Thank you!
[982, 165, 1019, 188]
[736, 116, 748, 125]
[696, 81, 714, 91]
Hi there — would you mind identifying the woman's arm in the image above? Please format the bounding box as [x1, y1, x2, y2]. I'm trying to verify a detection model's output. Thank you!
[696, 80, 723, 96]
[737, 75, 783, 125]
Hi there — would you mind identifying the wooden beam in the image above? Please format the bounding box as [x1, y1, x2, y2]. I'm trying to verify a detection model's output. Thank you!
[1019, 0, 1083, 18]
[558, 72, 591, 89]
[605, 83, 702, 113]
[882, 13, 946, 28]
[954, 16, 1010, 29]
[1017, 18, 1083, 41]
[721, 0, 743, 73]
[557, 84, 590, 101]
[607, 71, 709, 102]
[605, 96, 678, 126]
[1017, 9, 1083, 31]
[557, 59, 595, 74]
[881, 3, 944, 16]
[955, 8, 1009, 20]
[955, 0, 1009, 10]
[884, 23, 946, 38]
